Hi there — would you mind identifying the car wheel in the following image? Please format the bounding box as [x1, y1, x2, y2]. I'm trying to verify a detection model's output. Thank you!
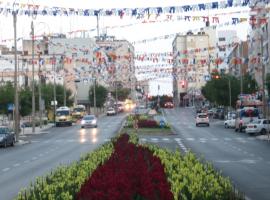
[261, 129, 266, 135]
[11, 139, 15, 146]
[235, 128, 238, 132]
[81, 126, 84, 129]
[95, 125, 98, 128]
[224, 123, 228, 128]
[207, 123, 210, 127]
[196, 123, 198, 127]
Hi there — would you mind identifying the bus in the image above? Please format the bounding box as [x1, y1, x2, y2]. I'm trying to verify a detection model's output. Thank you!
[55, 106, 73, 127]
[235, 94, 262, 132]
[72, 105, 86, 120]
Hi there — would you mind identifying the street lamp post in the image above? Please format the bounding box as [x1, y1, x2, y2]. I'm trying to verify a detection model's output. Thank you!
[13, 10, 20, 141]
[31, 21, 35, 133]
[53, 55, 57, 126]
[38, 52, 42, 128]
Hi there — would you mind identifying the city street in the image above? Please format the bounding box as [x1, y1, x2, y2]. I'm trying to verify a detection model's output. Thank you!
[138, 107, 270, 200]
[0, 114, 126, 200]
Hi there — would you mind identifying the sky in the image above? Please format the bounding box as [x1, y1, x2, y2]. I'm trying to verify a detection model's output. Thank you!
[0, 0, 251, 95]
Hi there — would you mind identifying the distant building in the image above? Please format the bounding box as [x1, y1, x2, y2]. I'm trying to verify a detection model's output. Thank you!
[96, 35, 136, 100]
[172, 25, 216, 106]
[248, 0, 269, 88]
[216, 30, 238, 73]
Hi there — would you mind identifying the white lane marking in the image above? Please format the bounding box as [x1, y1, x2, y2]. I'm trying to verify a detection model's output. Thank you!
[174, 138, 182, 141]
[31, 157, 37, 160]
[224, 138, 232, 141]
[174, 138, 188, 153]
[162, 138, 170, 141]
[150, 138, 158, 141]
[140, 138, 147, 142]
[13, 163, 20, 167]
[211, 138, 218, 141]
[215, 159, 257, 164]
[2, 168, 10, 172]
[186, 137, 195, 141]
[67, 139, 75, 142]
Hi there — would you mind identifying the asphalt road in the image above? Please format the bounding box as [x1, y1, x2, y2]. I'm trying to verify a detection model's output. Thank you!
[0, 113, 126, 200]
[157, 107, 270, 200]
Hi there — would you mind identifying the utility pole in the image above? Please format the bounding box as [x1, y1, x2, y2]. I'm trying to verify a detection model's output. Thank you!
[62, 54, 66, 106]
[53, 55, 57, 126]
[13, 11, 19, 142]
[93, 78, 96, 116]
[38, 52, 42, 128]
[96, 12, 100, 39]
[261, 35, 266, 118]
[239, 43, 243, 94]
[31, 21, 35, 133]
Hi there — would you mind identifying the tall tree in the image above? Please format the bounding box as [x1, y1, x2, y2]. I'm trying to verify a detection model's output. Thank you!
[111, 88, 130, 101]
[89, 84, 108, 107]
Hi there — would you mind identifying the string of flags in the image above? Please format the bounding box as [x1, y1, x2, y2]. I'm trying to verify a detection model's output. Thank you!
[0, 0, 253, 17]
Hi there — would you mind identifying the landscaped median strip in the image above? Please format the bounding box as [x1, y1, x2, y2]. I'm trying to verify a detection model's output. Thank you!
[15, 133, 245, 200]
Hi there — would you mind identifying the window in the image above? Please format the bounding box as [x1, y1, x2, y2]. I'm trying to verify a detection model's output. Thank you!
[218, 37, 226, 41]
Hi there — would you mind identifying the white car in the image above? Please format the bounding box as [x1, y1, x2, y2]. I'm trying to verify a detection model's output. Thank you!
[245, 119, 270, 135]
[196, 113, 209, 127]
[224, 119, 235, 128]
[106, 107, 116, 116]
[81, 115, 97, 128]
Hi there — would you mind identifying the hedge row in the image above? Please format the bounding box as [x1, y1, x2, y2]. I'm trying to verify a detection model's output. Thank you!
[16, 133, 244, 200]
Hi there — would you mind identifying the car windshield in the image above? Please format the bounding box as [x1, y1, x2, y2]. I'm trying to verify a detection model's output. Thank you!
[253, 120, 261, 124]
[108, 108, 114, 111]
[198, 114, 207, 118]
[83, 116, 95, 120]
[239, 109, 259, 118]
[56, 110, 69, 116]
[74, 108, 84, 112]
[0, 127, 9, 134]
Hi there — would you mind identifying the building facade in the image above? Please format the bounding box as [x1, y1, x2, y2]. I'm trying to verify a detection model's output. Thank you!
[172, 27, 216, 106]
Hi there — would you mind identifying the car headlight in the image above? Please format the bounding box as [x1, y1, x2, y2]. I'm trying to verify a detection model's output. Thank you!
[81, 120, 85, 125]
[92, 119, 97, 124]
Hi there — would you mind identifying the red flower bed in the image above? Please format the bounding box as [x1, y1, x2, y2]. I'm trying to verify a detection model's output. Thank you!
[77, 134, 173, 200]
[137, 119, 159, 128]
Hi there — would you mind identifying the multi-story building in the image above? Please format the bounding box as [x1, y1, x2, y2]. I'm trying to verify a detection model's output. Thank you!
[96, 35, 136, 100]
[248, 0, 269, 87]
[172, 25, 216, 106]
[216, 30, 238, 73]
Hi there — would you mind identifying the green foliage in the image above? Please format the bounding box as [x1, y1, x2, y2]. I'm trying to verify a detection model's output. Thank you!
[0, 82, 15, 114]
[89, 84, 108, 107]
[15, 141, 114, 200]
[111, 87, 130, 101]
[15, 133, 244, 200]
[202, 74, 257, 107]
[19, 87, 32, 116]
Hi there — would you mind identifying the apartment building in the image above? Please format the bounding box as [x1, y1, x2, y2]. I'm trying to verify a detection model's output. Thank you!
[172, 26, 216, 106]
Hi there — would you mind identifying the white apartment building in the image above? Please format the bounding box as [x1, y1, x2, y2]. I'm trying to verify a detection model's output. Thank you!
[248, 0, 270, 88]
[96, 35, 136, 99]
[217, 30, 238, 73]
[172, 26, 216, 106]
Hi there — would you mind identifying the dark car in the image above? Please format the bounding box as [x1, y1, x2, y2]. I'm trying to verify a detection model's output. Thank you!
[0, 126, 15, 148]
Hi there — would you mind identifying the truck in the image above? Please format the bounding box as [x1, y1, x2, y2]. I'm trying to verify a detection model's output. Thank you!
[234, 94, 262, 132]
[72, 105, 86, 120]
[55, 106, 73, 127]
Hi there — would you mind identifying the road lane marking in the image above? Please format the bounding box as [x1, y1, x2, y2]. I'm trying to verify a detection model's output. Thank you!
[174, 138, 182, 141]
[186, 137, 194, 141]
[162, 138, 170, 141]
[13, 163, 20, 167]
[211, 138, 218, 141]
[24, 160, 30, 163]
[2, 168, 10, 172]
[224, 138, 232, 141]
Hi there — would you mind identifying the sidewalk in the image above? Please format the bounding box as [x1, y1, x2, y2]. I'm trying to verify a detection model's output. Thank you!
[20, 123, 54, 135]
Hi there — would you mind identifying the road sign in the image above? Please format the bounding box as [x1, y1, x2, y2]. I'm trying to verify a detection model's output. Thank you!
[51, 101, 58, 106]
[7, 103, 14, 112]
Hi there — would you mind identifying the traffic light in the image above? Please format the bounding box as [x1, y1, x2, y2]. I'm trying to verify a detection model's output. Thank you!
[181, 80, 185, 88]
[212, 75, 220, 79]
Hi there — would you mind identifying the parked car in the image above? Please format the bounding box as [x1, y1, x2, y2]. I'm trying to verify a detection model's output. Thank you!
[196, 113, 210, 127]
[245, 119, 270, 135]
[106, 107, 116, 116]
[0, 126, 15, 148]
[81, 115, 97, 128]
[164, 102, 174, 108]
[224, 118, 236, 128]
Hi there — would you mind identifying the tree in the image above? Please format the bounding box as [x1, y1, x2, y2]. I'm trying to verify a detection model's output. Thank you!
[89, 84, 108, 107]
[19, 87, 32, 116]
[111, 88, 130, 101]
[0, 82, 15, 114]
[242, 74, 258, 94]
[202, 74, 240, 107]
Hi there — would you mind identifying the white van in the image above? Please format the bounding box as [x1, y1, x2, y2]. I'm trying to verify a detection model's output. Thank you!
[235, 107, 260, 132]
